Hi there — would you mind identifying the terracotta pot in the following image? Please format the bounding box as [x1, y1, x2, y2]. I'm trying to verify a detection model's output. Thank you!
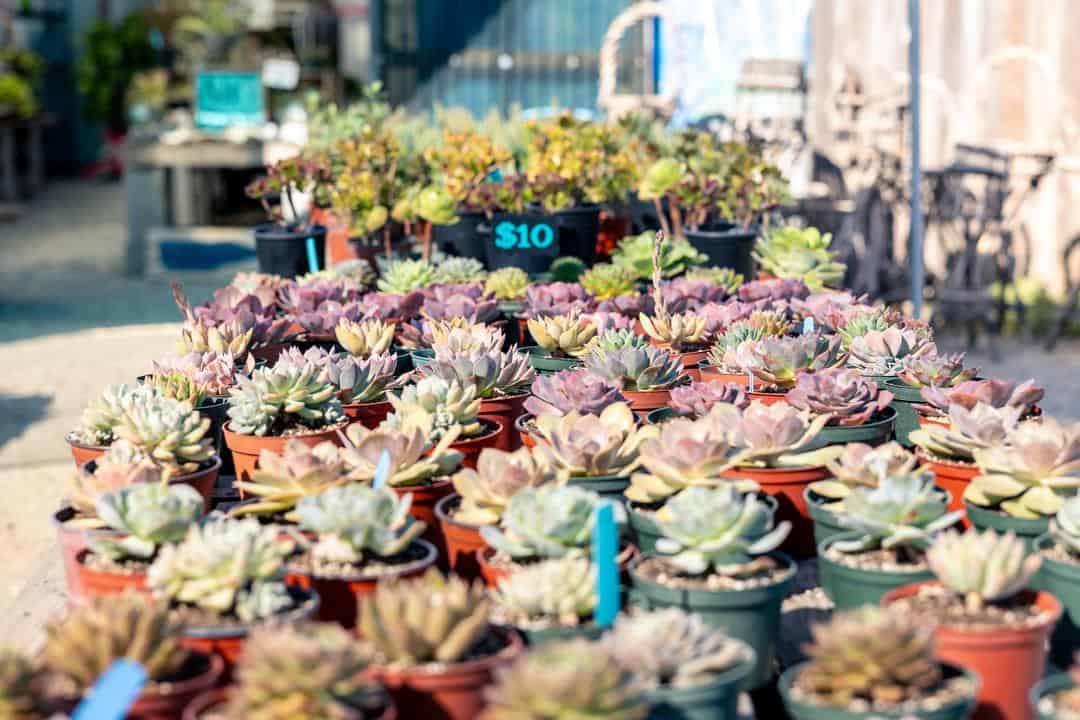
[374, 628, 522, 720]
[698, 364, 750, 387]
[288, 539, 437, 628]
[623, 389, 672, 419]
[114, 653, 224, 720]
[65, 434, 106, 467]
[450, 417, 506, 469]
[747, 390, 787, 406]
[393, 478, 453, 564]
[882, 582, 1061, 720]
[514, 413, 540, 450]
[478, 543, 639, 588]
[223, 422, 344, 489]
[175, 456, 222, 511]
[435, 494, 487, 581]
[721, 465, 829, 558]
[54, 507, 121, 601]
[918, 450, 976, 528]
[249, 343, 286, 365]
[918, 413, 950, 429]
[75, 549, 149, 598]
[341, 399, 393, 428]
[479, 393, 529, 450]
[183, 688, 398, 720]
[677, 350, 709, 381]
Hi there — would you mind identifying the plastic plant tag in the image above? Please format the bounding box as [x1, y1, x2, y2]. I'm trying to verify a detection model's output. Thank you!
[305, 236, 320, 274]
[747, 371, 755, 393]
[372, 449, 392, 489]
[803, 317, 815, 334]
[592, 501, 620, 628]
[73, 659, 147, 720]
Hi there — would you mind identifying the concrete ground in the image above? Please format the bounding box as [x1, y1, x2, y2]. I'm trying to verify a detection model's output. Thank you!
[1, 179, 1079, 660]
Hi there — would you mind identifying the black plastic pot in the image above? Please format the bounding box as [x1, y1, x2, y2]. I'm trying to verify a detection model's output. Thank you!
[555, 205, 601, 266]
[684, 223, 758, 279]
[434, 211, 486, 258]
[253, 224, 326, 277]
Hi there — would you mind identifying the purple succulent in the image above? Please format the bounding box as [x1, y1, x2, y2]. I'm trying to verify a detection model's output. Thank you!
[791, 290, 868, 332]
[737, 278, 811, 303]
[669, 380, 749, 418]
[172, 281, 290, 347]
[596, 292, 654, 318]
[697, 301, 755, 338]
[661, 278, 731, 313]
[524, 282, 595, 318]
[226, 272, 285, 309]
[277, 277, 363, 315]
[421, 282, 486, 302]
[420, 288, 499, 324]
[523, 368, 627, 418]
[291, 300, 365, 335]
[896, 352, 979, 389]
[356, 291, 425, 322]
[583, 311, 634, 334]
[918, 378, 1044, 417]
[786, 367, 893, 426]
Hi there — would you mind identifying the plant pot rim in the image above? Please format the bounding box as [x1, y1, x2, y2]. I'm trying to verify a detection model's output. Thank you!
[963, 499, 1051, 533]
[1033, 533, 1079, 566]
[880, 581, 1063, 635]
[805, 484, 950, 514]
[392, 476, 452, 495]
[914, 449, 974, 471]
[646, 642, 758, 698]
[729, 464, 827, 477]
[222, 419, 348, 441]
[1030, 672, 1076, 716]
[628, 550, 798, 597]
[64, 433, 108, 452]
[252, 222, 327, 240]
[375, 625, 523, 682]
[821, 404, 897, 428]
[817, 530, 932, 571]
[299, 538, 437, 583]
[180, 585, 320, 639]
[76, 454, 223, 485]
[452, 417, 506, 447]
[341, 398, 392, 410]
[434, 492, 485, 531]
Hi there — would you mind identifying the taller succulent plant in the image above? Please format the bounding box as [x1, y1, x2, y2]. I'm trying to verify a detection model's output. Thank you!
[526, 312, 598, 358]
[231, 440, 348, 520]
[532, 403, 655, 479]
[965, 418, 1080, 517]
[296, 484, 426, 566]
[1050, 495, 1080, 556]
[88, 483, 204, 562]
[377, 259, 439, 293]
[611, 231, 707, 280]
[583, 344, 683, 391]
[919, 378, 1044, 417]
[926, 529, 1041, 611]
[909, 402, 1024, 462]
[896, 352, 978, 388]
[115, 395, 216, 474]
[580, 263, 639, 300]
[523, 368, 627, 418]
[452, 447, 568, 526]
[436, 257, 487, 284]
[340, 422, 464, 487]
[753, 225, 845, 292]
[419, 347, 535, 399]
[386, 376, 483, 439]
[639, 310, 709, 352]
[71, 383, 161, 447]
[480, 485, 613, 560]
[785, 368, 892, 426]
[669, 380, 749, 417]
[484, 266, 529, 301]
[813, 441, 919, 500]
[334, 317, 396, 358]
[227, 362, 345, 436]
[743, 333, 843, 390]
[847, 326, 934, 376]
[419, 286, 500, 325]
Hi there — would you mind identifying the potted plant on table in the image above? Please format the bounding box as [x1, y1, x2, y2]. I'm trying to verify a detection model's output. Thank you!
[650, 379, 748, 424]
[279, 345, 400, 428]
[843, 321, 935, 389]
[524, 312, 598, 371]
[245, 156, 332, 277]
[491, 556, 600, 644]
[580, 263, 640, 303]
[611, 231, 708, 283]
[1034, 497, 1080, 669]
[780, 606, 977, 720]
[753, 225, 845, 290]
[885, 352, 979, 444]
[628, 485, 794, 691]
[228, 439, 348, 521]
[518, 368, 627, 447]
[359, 569, 522, 720]
[484, 267, 530, 317]
[65, 383, 160, 466]
[916, 378, 1044, 429]
[882, 529, 1060, 720]
[698, 311, 791, 385]
[742, 333, 844, 404]
[786, 367, 895, 446]
[582, 343, 684, 417]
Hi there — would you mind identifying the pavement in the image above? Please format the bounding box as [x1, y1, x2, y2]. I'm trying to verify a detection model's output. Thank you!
[1, 179, 1078, 658]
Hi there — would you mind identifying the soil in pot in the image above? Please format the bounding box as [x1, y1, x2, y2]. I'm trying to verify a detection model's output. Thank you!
[883, 582, 1063, 720]
[342, 399, 393, 428]
[392, 478, 454, 566]
[436, 494, 487, 581]
[818, 532, 934, 610]
[223, 421, 345, 488]
[1032, 533, 1080, 669]
[629, 552, 796, 690]
[721, 465, 828, 558]
[287, 539, 437, 628]
[253, 223, 326, 277]
[520, 346, 583, 372]
[450, 417, 506, 469]
[75, 548, 150, 598]
[964, 500, 1049, 553]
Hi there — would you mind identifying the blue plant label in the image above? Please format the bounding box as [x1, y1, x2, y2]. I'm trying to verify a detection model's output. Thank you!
[487, 168, 504, 184]
[372, 450, 392, 489]
[592, 501, 620, 628]
[803, 317, 815, 334]
[73, 659, 147, 720]
[305, 236, 320, 274]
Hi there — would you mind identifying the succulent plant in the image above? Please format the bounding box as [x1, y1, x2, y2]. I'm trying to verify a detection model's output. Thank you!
[335, 317, 396, 357]
[44, 593, 191, 698]
[226, 623, 387, 719]
[797, 607, 943, 706]
[669, 380, 749, 417]
[88, 483, 204, 561]
[1050, 495, 1080, 556]
[231, 440, 348, 520]
[481, 638, 648, 720]
[227, 362, 345, 437]
[605, 607, 752, 689]
[659, 278, 732, 314]
[527, 312, 598, 358]
[743, 333, 843, 390]
[639, 310, 709, 351]
[148, 518, 295, 622]
[376, 259, 439, 293]
[753, 225, 845, 291]
[612, 232, 708, 281]
[115, 396, 215, 474]
[340, 422, 464, 487]
[480, 485, 613, 560]
[684, 265, 744, 292]
[909, 402, 1024, 462]
[150, 350, 236, 398]
[832, 474, 962, 556]
[279, 346, 399, 404]
[357, 290, 425, 322]
[419, 285, 500, 324]
[429, 322, 505, 355]
[523, 282, 594, 318]
[588, 327, 649, 353]
[965, 418, 1080, 517]
[71, 383, 161, 447]
[452, 447, 568, 526]
[813, 442, 919, 499]
[785, 368, 893, 426]
[580, 263, 640, 300]
[548, 256, 587, 283]
[919, 378, 1045, 417]
[301, 258, 377, 288]
[835, 307, 893, 348]
[926, 529, 1041, 610]
[583, 310, 634, 333]
[277, 277, 364, 316]
[145, 370, 206, 406]
[896, 352, 979, 388]
[493, 556, 596, 626]
[65, 443, 163, 527]
[297, 484, 426, 565]
[523, 368, 627, 418]
[173, 280, 289, 353]
[396, 316, 471, 350]
[419, 347, 535, 399]
[358, 568, 491, 665]
[178, 318, 255, 360]
[705, 311, 791, 371]
[597, 292, 654, 319]
[484, 266, 530, 301]
[653, 485, 790, 575]
[737, 277, 810, 303]
[531, 403, 655, 479]
[0, 649, 46, 719]
[289, 299, 366, 335]
[436, 257, 488, 284]
[583, 344, 683, 391]
[386, 376, 483, 439]
[791, 290, 866, 333]
[723, 401, 837, 469]
[847, 326, 934, 376]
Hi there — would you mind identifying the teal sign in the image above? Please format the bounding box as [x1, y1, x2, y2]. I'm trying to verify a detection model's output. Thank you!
[493, 219, 555, 251]
[195, 72, 265, 130]
[487, 212, 561, 273]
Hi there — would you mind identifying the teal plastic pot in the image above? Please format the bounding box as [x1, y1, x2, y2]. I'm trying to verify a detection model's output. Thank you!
[1030, 673, 1074, 720]
[780, 662, 978, 720]
[884, 379, 924, 447]
[862, 374, 896, 390]
[521, 346, 583, 372]
[409, 348, 434, 368]
[805, 490, 848, 547]
[393, 349, 413, 376]
[646, 407, 682, 425]
[628, 552, 796, 690]
[568, 474, 630, 500]
[818, 531, 934, 610]
[808, 407, 896, 449]
[646, 649, 756, 720]
[965, 500, 1049, 552]
[1033, 533, 1080, 668]
[516, 622, 604, 646]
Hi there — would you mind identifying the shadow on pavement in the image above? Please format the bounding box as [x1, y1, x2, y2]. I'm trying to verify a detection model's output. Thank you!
[0, 393, 53, 452]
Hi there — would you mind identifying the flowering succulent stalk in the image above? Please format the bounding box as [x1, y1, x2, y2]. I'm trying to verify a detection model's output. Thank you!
[296, 484, 426, 565]
[526, 312, 598, 358]
[580, 263, 639, 300]
[376, 258, 439, 293]
[231, 440, 348, 520]
[896, 352, 978, 388]
[484, 266, 530, 301]
[744, 333, 843, 390]
[583, 344, 684, 391]
[88, 483, 204, 561]
[531, 403, 655, 479]
[227, 361, 345, 437]
[909, 402, 1024, 462]
[785, 368, 893, 426]
[335, 317, 396, 357]
[639, 310, 709, 351]
[452, 446, 568, 525]
[493, 556, 596, 627]
[480, 485, 616, 560]
[1050, 495, 1080, 556]
[926, 529, 1041, 611]
[918, 378, 1044, 417]
[340, 422, 464, 487]
[523, 368, 627, 418]
[813, 442, 919, 500]
[669, 380, 748, 418]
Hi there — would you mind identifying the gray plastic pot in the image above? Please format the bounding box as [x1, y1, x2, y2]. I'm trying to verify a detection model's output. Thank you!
[807, 407, 896, 449]
[568, 474, 631, 500]
[646, 648, 756, 720]
[964, 500, 1049, 552]
[817, 531, 934, 610]
[1032, 533, 1080, 669]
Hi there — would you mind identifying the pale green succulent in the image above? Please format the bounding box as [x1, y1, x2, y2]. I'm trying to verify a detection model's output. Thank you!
[1050, 495, 1080, 556]
[385, 375, 483, 439]
[178, 319, 254, 360]
[89, 483, 204, 561]
[583, 344, 683, 391]
[480, 485, 617, 560]
[227, 362, 345, 437]
[684, 265, 744, 292]
[72, 383, 162, 446]
[527, 312, 598, 358]
[484, 266, 529, 300]
[493, 556, 596, 627]
[926, 529, 1041, 610]
[231, 440, 347, 521]
[813, 441, 920, 500]
[416, 185, 459, 225]
[638, 157, 683, 199]
[532, 403, 656, 479]
[420, 347, 535, 399]
[909, 402, 1024, 463]
[580, 263, 639, 300]
[296, 484, 426, 566]
[753, 225, 845, 292]
[435, 256, 487, 284]
[836, 309, 891, 350]
[279, 347, 398, 404]
[115, 396, 215, 474]
[611, 231, 707, 280]
[587, 327, 648, 353]
[376, 258, 439, 293]
[965, 418, 1080, 518]
[452, 447, 568, 526]
[147, 518, 295, 623]
[832, 474, 962, 555]
[654, 485, 790, 575]
[340, 421, 464, 487]
[429, 322, 506, 356]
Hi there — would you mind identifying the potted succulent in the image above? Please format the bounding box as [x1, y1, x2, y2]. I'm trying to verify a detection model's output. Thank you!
[844, 323, 935, 389]
[184, 622, 395, 720]
[640, 308, 711, 373]
[172, 279, 290, 366]
[484, 267, 530, 317]
[521, 282, 596, 342]
[45, 592, 224, 718]
[818, 473, 962, 609]
[580, 263, 640, 302]
[698, 311, 791, 385]
[1031, 652, 1080, 720]
[147, 518, 319, 666]
[360, 569, 522, 720]
[245, 156, 331, 277]
[287, 484, 437, 627]
[491, 556, 600, 644]
[753, 225, 845, 290]
[279, 345, 400, 429]
[223, 360, 346, 485]
[335, 317, 401, 380]
[402, 320, 504, 369]
[65, 383, 161, 466]
[518, 368, 627, 448]
[524, 312, 597, 371]
[605, 607, 757, 720]
[582, 343, 685, 417]
[779, 607, 977, 720]
[628, 485, 795, 690]
[742, 333, 844, 404]
[229, 440, 348, 522]
[786, 367, 895, 446]
[882, 529, 1061, 720]
[963, 418, 1080, 549]
[438, 446, 567, 580]
[611, 231, 708, 282]
[915, 378, 1044, 430]
[1034, 497, 1080, 668]
[648, 379, 749, 424]
[884, 352, 979, 444]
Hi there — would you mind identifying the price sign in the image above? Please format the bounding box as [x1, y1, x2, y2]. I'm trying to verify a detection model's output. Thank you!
[195, 71, 265, 130]
[486, 213, 560, 273]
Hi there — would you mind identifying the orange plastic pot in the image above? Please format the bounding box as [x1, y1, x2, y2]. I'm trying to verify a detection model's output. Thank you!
[676, 350, 709, 382]
[747, 390, 787, 406]
[174, 456, 222, 511]
[75, 549, 149, 598]
[480, 393, 529, 450]
[223, 422, 344, 489]
[515, 414, 541, 450]
[883, 582, 1061, 720]
[450, 417, 506, 469]
[184, 688, 397, 720]
[54, 507, 121, 601]
[393, 478, 453, 565]
[722, 465, 828, 558]
[698, 365, 750, 387]
[918, 450, 976, 528]
[65, 434, 106, 468]
[341, 399, 392, 429]
[623, 389, 672, 419]
[436, 494, 487, 582]
[918, 414, 950, 429]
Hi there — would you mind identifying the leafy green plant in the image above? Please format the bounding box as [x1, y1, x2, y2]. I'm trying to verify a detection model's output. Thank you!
[89, 483, 204, 561]
[0, 74, 36, 119]
[75, 12, 156, 130]
[480, 485, 611, 560]
[245, 156, 332, 232]
[753, 226, 844, 291]
[296, 484, 426, 565]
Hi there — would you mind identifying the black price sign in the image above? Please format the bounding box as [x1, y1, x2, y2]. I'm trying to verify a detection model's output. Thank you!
[486, 213, 561, 273]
